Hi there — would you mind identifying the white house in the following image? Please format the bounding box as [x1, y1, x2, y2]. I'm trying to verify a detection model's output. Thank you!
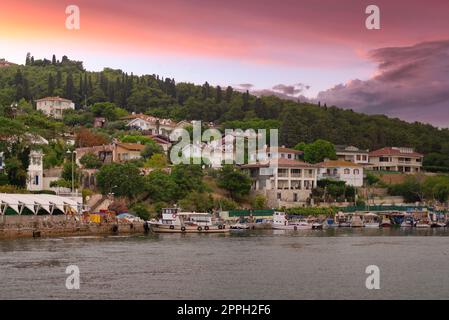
[317, 160, 364, 187]
[335, 145, 370, 165]
[368, 147, 423, 173]
[36, 96, 75, 119]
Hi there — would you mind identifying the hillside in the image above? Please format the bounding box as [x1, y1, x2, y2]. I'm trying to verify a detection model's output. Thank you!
[1, 54, 449, 171]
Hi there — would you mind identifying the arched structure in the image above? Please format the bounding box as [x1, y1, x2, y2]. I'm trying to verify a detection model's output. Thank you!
[0, 194, 83, 215]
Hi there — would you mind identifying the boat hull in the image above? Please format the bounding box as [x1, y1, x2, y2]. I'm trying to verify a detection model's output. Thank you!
[150, 224, 230, 233]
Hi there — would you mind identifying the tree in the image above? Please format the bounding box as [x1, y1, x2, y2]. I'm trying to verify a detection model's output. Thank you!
[75, 127, 109, 147]
[216, 165, 251, 200]
[252, 194, 267, 209]
[303, 139, 337, 164]
[5, 156, 27, 188]
[144, 153, 167, 169]
[52, 54, 56, 65]
[79, 152, 103, 169]
[144, 170, 178, 203]
[47, 74, 55, 96]
[96, 163, 144, 199]
[170, 164, 205, 198]
[140, 140, 164, 159]
[130, 203, 151, 220]
[178, 191, 213, 212]
[65, 72, 74, 100]
[61, 161, 80, 186]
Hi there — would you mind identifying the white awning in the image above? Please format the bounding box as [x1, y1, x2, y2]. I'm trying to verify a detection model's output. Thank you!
[0, 193, 82, 215]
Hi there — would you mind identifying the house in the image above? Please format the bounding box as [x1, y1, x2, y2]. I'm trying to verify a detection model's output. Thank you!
[368, 147, 423, 173]
[242, 158, 318, 208]
[335, 145, 369, 165]
[0, 58, 16, 68]
[124, 114, 178, 137]
[249, 146, 303, 162]
[113, 142, 146, 162]
[27, 150, 44, 191]
[36, 96, 75, 119]
[317, 160, 364, 187]
[147, 135, 172, 153]
[75, 144, 114, 166]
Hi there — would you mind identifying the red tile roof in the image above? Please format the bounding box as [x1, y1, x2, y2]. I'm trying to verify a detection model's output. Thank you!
[369, 147, 423, 157]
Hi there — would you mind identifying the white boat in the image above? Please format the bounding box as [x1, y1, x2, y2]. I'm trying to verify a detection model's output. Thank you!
[230, 222, 250, 230]
[363, 213, 380, 228]
[349, 213, 364, 228]
[272, 212, 319, 230]
[400, 214, 415, 227]
[334, 212, 351, 227]
[148, 208, 229, 233]
[412, 210, 431, 228]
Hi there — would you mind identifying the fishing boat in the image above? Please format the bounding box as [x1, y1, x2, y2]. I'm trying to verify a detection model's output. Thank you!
[323, 217, 338, 228]
[229, 222, 250, 230]
[334, 212, 351, 227]
[363, 213, 380, 228]
[148, 208, 229, 233]
[272, 212, 320, 230]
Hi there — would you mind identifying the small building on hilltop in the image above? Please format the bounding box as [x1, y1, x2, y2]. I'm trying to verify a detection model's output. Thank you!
[335, 145, 370, 165]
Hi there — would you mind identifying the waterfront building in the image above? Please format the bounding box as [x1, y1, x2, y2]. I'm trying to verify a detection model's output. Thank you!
[242, 158, 318, 208]
[368, 147, 423, 173]
[317, 160, 364, 187]
[27, 150, 44, 191]
[35, 96, 75, 119]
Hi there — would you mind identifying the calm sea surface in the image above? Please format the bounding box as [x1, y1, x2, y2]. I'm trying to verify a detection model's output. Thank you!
[1, 228, 449, 300]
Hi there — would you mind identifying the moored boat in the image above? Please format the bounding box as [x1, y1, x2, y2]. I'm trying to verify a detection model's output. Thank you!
[148, 208, 229, 233]
[412, 210, 431, 228]
[272, 212, 320, 230]
[363, 213, 380, 228]
[349, 213, 363, 228]
[334, 212, 351, 227]
[379, 214, 392, 228]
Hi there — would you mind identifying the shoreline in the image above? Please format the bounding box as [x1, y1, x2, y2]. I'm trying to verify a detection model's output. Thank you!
[0, 221, 146, 240]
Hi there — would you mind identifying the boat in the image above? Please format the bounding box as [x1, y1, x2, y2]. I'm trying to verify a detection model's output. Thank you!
[363, 213, 380, 228]
[148, 208, 229, 233]
[334, 212, 351, 227]
[323, 217, 338, 228]
[429, 212, 447, 228]
[230, 222, 250, 230]
[377, 214, 392, 227]
[400, 213, 415, 227]
[272, 212, 320, 230]
[412, 210, 431, 228]
[349, 213, 363, 228]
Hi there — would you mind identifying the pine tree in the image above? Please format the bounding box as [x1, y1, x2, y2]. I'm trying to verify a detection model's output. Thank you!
[225, 86, 233, 102]
[25, 53, 31, 66]
[56, 70, 62, 89]
[47, 74, 55, 96]
[65, 73, 74, 99]
[216, 85, 222, 103]
[52, 54, 56, 65]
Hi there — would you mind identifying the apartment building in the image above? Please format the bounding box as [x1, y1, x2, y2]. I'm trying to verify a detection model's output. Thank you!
[368, 147, 423, 173]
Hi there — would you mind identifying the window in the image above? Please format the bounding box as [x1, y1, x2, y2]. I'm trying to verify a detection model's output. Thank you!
[293, 193, 298, 202]
[344, 168, 350, 174]
[379, 156, 389, 162]
[277, 193, 281, 200]
[287, 154, 292, 159]
[356, 155, 361, 161]
[354, 169, 360, 175]
[34, 175, 39, 185]
[362, 155, 367, 161]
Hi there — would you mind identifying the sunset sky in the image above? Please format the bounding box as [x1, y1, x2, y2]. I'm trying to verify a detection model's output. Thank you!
[1, 0, 449, 126]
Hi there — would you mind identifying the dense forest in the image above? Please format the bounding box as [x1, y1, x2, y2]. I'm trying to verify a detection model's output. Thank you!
[1, 54, 449, 172]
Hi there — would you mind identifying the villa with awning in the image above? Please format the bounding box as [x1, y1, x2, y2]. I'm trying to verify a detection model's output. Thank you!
[0, 194, 83, 216]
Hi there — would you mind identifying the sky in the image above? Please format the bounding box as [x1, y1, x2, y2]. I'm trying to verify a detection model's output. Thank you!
[1, 0, 449, 126]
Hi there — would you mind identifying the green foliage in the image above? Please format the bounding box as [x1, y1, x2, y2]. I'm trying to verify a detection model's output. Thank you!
[178, 191, 214, 212]
[216, 165, 251, 200]
[286, 207, 337, 216]
[140, 140, 164, 159]
[61, 161, 80, 185]
[144, 154, 167, 169]
[96, 163, 144, 198]
[214, 197, 238, 210]
[251, 194, 267, 209]
[144, 170, 178, 203]
[365, 172, 380, 186]
[79, 152, 103, 169]
[388, 176, 424, 203]
[171, 164, 205, 198]
[303, 139, 337, 164]
[129, 203, 151, 220]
